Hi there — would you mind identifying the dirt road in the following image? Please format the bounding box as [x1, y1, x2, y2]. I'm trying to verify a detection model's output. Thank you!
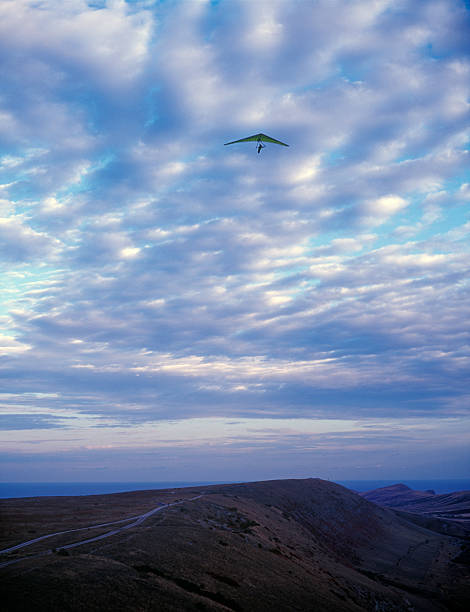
[0, 494, 203, 568]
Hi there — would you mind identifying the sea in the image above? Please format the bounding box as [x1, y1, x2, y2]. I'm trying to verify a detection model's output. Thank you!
[0, 481, 224, 499]
[0, 479, 469, 499]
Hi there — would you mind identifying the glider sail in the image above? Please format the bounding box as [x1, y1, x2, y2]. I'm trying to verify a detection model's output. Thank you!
[224, 133, 289, 147]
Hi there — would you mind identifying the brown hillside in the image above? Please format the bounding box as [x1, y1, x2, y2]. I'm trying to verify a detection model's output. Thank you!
[1, 479, 469, 611]
[361, 484, 470, 528]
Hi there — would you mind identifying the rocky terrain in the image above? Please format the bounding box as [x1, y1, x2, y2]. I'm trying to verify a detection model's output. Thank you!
[1, 479, 469, 611]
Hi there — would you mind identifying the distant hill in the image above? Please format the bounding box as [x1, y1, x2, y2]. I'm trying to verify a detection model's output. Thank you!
[1, 478, 469, 611]
[361, 483, 470, 536]
[360, 483, 437, 507]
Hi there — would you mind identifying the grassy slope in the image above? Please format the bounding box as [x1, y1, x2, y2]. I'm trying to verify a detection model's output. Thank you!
[1, 479, 469, 612]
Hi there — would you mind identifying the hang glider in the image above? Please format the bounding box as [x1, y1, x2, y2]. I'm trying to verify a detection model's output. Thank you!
[224, 133, 289, 154]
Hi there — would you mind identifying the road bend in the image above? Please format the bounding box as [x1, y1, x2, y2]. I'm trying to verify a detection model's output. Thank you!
[0, 494, 203, 568]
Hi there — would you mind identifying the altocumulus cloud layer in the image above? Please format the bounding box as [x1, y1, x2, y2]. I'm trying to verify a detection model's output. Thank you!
[0, 0, 469, 481]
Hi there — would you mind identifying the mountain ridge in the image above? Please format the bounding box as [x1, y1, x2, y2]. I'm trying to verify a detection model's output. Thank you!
[1, 478, 469, 611]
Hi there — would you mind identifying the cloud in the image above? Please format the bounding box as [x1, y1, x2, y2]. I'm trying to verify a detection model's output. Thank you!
[361, 195, 409, 225]
[1, 0, 469, 480]
[0, 414, 70, 431]
[0, 334, 31, 356]
[0, 0, 152, 90]
[1, 415, 469, 481]
[0, 216, 58, 261]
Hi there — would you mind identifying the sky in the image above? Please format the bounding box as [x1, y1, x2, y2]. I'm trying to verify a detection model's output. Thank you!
[0, 0, 469, 483]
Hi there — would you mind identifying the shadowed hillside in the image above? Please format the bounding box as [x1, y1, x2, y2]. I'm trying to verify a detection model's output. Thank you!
[361, 484, 470, 538]
[1, 479, 469, 611]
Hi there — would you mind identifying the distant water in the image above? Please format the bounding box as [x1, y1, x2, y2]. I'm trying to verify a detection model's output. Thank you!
[0, 479, 469, 499]
[0, 481, 226, 499]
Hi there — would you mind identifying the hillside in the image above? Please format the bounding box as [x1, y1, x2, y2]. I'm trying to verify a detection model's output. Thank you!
[361, 484, 470, 534]
[360, 484, 437, 508]
[1, 479, 469, 611]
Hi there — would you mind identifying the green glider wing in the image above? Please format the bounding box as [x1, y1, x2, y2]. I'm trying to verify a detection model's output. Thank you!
[224, 133, 289, 147]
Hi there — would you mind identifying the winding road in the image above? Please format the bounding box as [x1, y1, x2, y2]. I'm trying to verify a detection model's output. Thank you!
[0, 494, 203, 568]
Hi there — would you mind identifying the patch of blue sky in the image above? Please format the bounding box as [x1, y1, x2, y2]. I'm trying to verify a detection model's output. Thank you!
[0, 414, 73, 431]
[394, 150, 430, 165]
[270, 265, 316, 286]
[89, 0, 158, 10]
[1, 166, 42, 205]
[425, 206, 470, 241]
[420, 40, 468, 61]
[0, 265, 61, 321]
[0, 170, 21, 192]
[3, 180, 38, 203]
[0, 155, 23, 173]
[336, 61, 369, 84]
[0, 148, 48, 166]
[323, 150, 346, 166]
[306, 230, 354, 250]
[201, 0, 231, 41]
[0, 154, 43, 194]
[288, 278, 322, 299]
[66, 85, 128, 141]
[93, 152, 116, 171]
[374, 199, 467, 248]
[71, 93, 103, 137]
[285, 58, 368, 95]
[144, 110, 160, 128]
[374, 206, 428, 245]
[420, 43, 448, 61]
[443, 170, 470, 193]
[395, 130, 469, 165]
[292, 72, 358, 95]
[57, 152, 116, 198]
[144, 86, 161, 127]
[125, 0, 161, 7]
[2, 169, 32, 190]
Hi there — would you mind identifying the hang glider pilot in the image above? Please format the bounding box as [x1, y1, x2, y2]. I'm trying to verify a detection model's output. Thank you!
[224, 133, 289, 154]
